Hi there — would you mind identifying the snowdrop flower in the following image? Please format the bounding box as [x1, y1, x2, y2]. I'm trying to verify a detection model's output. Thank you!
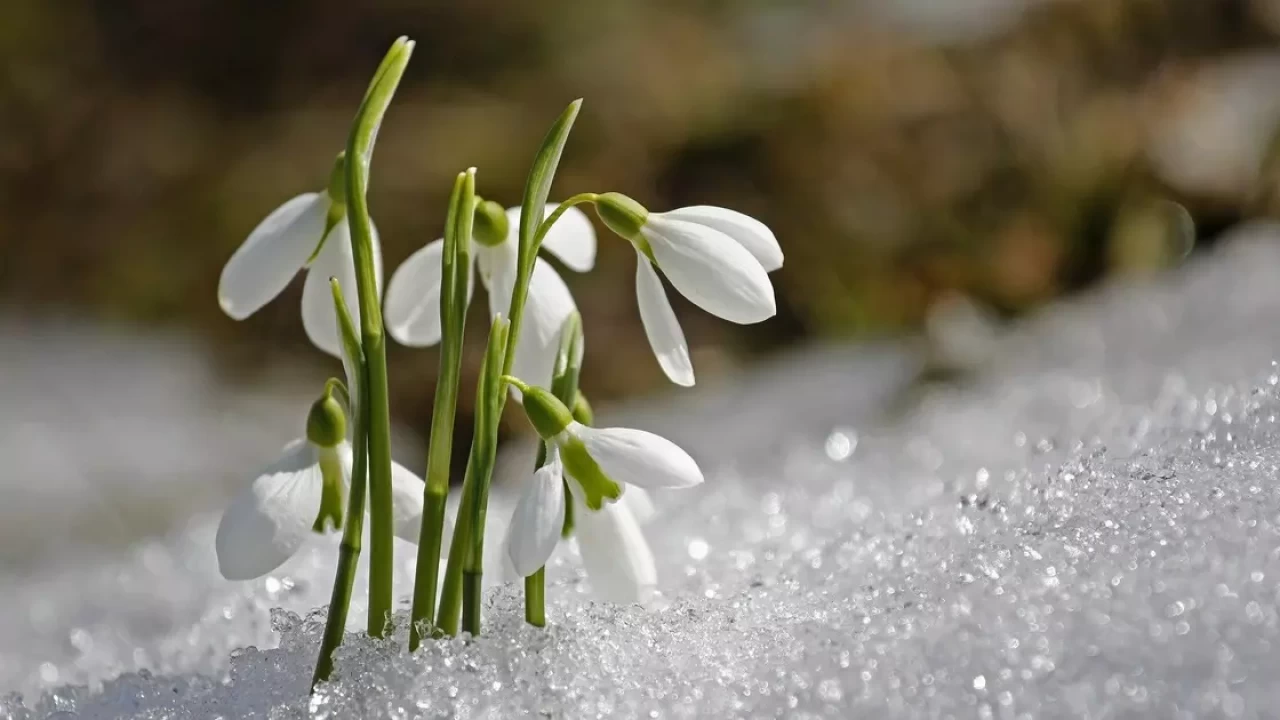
[595, 193, 782, 387]
[215, 390, 424, 580]
[503, 379, 702, 601]
[384, 200, 595, 390]
[217, 154, 383, 358]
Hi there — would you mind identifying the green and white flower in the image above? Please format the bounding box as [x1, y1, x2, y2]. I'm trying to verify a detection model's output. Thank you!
[214, 392, 423, 581]
[595, 194, 782, 387]
[217, 156, 383, 358]
[502, 379, 701, 600]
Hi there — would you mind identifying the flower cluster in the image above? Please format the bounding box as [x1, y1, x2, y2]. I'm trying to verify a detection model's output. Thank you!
[208, 37, 781, 687]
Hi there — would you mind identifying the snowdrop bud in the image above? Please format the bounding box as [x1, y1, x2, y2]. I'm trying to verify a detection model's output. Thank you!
[473, 199, 509, 248]
[596, 192, 648, 241]
[306, 392, 347, 448]
[512, 380, 575, 440]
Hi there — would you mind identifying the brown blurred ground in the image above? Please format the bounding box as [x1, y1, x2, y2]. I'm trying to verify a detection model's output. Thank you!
[4, 0, 1280, 436]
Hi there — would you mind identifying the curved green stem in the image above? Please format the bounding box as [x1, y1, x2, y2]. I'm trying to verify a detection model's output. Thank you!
[409, 169, 476, 650]
[312, 280, 368, 690]
[344, 36, 414, 637]
[523, 312, 584, 626]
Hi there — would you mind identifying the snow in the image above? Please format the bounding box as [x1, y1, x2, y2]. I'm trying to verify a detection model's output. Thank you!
[8, 223, 1280, 717]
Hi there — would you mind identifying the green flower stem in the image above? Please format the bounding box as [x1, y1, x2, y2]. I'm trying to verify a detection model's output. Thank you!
[524, 312, 584, 627]
[312, 280, 368, 691]
[344, 37, 414, 637]
[523, 569, 546, 626]
[439, 100, 584, 637]
[437, 316, 508, 635]
[435, 445, 477, 636]
[409, 168, 476, 651]
[463, 318, 509, 635]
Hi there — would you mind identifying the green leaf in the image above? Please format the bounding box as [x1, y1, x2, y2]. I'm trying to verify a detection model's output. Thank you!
[517, 100, 582, 269]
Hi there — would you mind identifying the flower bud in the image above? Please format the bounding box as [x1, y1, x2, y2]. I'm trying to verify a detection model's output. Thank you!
[518, 383, 575, 440]
[306, 392, 347, 448]
[473, 199, 510, 247]
[595, 192, 648, 241]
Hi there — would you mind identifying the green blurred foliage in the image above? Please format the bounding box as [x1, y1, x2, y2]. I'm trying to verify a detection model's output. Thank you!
[4, 0, 1280, 431]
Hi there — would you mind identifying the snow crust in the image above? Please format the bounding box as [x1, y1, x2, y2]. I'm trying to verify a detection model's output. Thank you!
[9, 224, 1280, 717]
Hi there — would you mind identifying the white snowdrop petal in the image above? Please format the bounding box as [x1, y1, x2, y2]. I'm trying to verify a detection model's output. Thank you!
[644, 218, 776, 324]
[215, 439, 322, 580]
[506, 459, 567, 577]
[635, 255, 695, 387]
[576, 425, 704, 490]
[302, 227, 353, 358]
[302, 219, 384, 358]
[662, 206, 783, 272]
[389, 460, 427, 544]
[510, 258, 578, 393]
[620, 486, 656, 525]
[534, 204, 597, 272]
[219, 193, 327, 320]
[575, 502, 656, 604]
[384, 239, 447, 346]
[475, 241, 518, 321]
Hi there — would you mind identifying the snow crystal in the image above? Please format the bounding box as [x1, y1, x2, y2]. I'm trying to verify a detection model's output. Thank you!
[8, 224, 1280, 717]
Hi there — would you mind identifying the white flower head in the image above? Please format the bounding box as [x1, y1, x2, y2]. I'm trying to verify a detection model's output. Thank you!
[504, 381, 703, 590]
[384, 201, 595, 391]
[595, 193, 782, 387]
[503, 441, 671, 603]
[214, 393, 425, 581]
[217, 154, 383, 358]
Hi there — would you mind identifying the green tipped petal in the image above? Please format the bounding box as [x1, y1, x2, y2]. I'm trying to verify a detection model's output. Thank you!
[560, 434, 623, 511]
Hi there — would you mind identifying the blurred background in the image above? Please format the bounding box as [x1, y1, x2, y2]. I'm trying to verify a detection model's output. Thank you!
[6, 0, 1280, 567]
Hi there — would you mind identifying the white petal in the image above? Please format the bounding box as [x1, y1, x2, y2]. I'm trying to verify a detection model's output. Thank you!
[515, 204, 597, 272]
[384, 239, 447, 346]
[635, 255, 694, 387]
[475, 240, 518, 320]
[643, 218, 775, 324]
[510, 258, 578, 393]
[389, 460, 428, 544]
[215, 439, 322, 580]
[219, 193, 328, 320]
[302, 220, 383, 358]
[661, 206, 782, 272]
[575, 502, 656, 604]
[574, 424, 704, 490]
[506, 453, 567, 577]
[620, 486, 656, 525]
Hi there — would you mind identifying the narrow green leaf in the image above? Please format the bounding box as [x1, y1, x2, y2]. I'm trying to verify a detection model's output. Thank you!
[517, 100, 582, 268]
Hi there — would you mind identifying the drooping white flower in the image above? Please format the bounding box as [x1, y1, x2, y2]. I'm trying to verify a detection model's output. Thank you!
[384, 202, 595, 390]
[596, 194, 782, 387]
[218, 178, 383, 358]
[504, 437, 684, 602]
[502, 381, 702, 595]
[214, 396, 424, 581]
